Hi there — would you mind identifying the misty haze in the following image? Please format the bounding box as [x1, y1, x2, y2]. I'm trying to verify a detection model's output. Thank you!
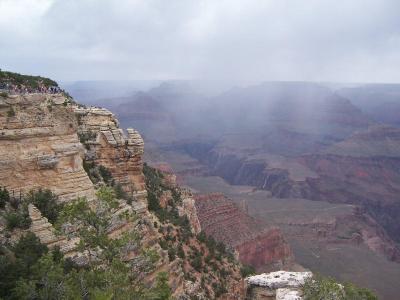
[1, 1, 400, 299]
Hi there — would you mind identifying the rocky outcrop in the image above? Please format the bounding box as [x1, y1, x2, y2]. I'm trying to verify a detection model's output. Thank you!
[179, 193, 202, 235]
[245, 271, 312, 300]
[194, 193, 292, 270]
[74, 106, 147, 202]
[236, 229, 293, 270]
[28, 204, 79, 256]
[0, 93, 96, 202]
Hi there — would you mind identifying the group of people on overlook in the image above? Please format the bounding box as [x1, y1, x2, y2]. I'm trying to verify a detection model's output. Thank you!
[0, 82, 62, 95]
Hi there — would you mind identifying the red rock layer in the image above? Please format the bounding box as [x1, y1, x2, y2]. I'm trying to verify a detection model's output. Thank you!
[235, 228, 292, 270]
[194, 193, 292, 269]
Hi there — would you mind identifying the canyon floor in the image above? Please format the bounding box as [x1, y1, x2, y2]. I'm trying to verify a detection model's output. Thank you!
[146, 148, 400, 300]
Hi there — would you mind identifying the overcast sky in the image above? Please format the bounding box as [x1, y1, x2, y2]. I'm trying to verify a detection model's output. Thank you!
[1, 0, 400, 83]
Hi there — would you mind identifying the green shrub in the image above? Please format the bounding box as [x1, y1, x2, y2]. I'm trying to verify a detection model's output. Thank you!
[159, 239, 168, 250]
[82, 160, 100, 183]
[240, 264, 256, 277]
[96, 186, 118, 209]
[197, 232, 207, 243]
[0, 91, 8, 98]
[152, 272, 172, 300]
[212, 282, 227, 298]
[13, 232, 48, 269]
[0, 69, 58, 89]
[177, 245, 185, 259]
[26, 189, 61, 224]
[191, 256, 203, 272]
[205, 254, 212, 264]
[5, 206, 31, 230]
[78, 131, 97, 144]
[303, 274, 377, 300]
[343, 282, 378, 300]
[168, 248, 176, 261]
[148, 191, 161, 211]
[0, 233, 48, 299]
[114, 183, 127, 199]
[0, 186, 10, 208]
[99, 165, 113, 184]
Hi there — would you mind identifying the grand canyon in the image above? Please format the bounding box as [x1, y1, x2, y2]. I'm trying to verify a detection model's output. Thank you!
[2, 1, 400, 299]
[61, 80, 400, 299]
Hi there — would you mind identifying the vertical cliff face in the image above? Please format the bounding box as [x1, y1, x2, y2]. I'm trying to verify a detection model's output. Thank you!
[74, 107, 147, 202]
[194, 193, 293, 270]
[180, 195, 202, 235]
[0, 93, 95, 202]
[236, 229, 293, 270]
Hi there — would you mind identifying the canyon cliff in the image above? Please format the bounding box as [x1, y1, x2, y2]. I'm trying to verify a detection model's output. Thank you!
[74, 106, 147, 202]
[0, 84, 245, 299]
[194, 193, 293, 271]
[0, 93, 95, 202]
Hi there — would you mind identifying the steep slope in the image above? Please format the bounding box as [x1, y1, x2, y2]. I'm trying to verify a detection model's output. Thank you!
[0, 93, 95, 202]
[194, 193, 292, 271]
[74, 106, 147, 202]
[0, 72, 250, 299]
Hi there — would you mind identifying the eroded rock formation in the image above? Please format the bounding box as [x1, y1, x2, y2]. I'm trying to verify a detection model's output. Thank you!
[194, 193, 292, 270]
[28, 204, 80, 257]
[0, 93, 95, 202]
[179, 192, 202, 235]
[74, 106, 147, 202]
[245, 271, 312, 300]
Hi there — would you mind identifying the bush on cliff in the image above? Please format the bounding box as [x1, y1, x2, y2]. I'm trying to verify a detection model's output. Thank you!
[191, 255, 203, 272]
[99, 165, 113, 184]
[144, 163, 191, 233]
[0, 69, 58, 89]
[5, 204, 31, 230]
[0, 232, 48, 299]
[240, 264, 256, 277]
[143, 163, 243, 297]
[167, 247, 176, 261]
[26, 189, 62, 224]
[0, 186, 10, 208]
[150, 272, 172, 300]
[303, 274, 377, 300]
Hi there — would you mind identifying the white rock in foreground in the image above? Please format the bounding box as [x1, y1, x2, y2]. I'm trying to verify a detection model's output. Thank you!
[276, 288, 302, 300]
[246, 271, 312, 289]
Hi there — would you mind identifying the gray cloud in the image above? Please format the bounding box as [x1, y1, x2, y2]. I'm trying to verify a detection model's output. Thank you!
[1, 0, 400, 82]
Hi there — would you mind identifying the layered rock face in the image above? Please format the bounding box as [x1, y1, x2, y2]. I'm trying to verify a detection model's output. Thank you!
[194, 193, 292, 270]
[178, 129, 400, 250]
[235, 229, 293, 270]
[0, 94, 95, 202]
[245, 271, 312, 300]
[179, 193, 202, 235]
[74, 107, 147, 202]
[28, 204, 80, 257]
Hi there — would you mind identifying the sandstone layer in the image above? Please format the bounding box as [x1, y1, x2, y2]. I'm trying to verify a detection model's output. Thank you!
[74, 106, 147, 202]
[0, 93, 95, 202]
[28, 203, 80, 257]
